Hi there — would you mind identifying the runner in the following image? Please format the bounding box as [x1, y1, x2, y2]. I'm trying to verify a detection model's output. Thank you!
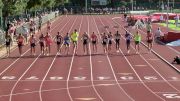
[101, 32, 108, 54]
[147, 30, 154, 52]
[114, 31, 121, 53]
[29, 34, 36, 56]
[45, 32, 52, 56]
[63, 33, 71, 55]
[134, 31, 141, 54]
[22, 25, 29, 44]
[91, 32, 98, 53]
[5, 32, 12, 57]
[81, 32, 90, 55]
[71, 29, 79, 55]
[47, 20, 51, 33]
[125, 30, 132, 54]
[55, 32, 63, 55]
[16, 34, 25, 56]
[29, 20, 36, 34]
[108, 32, 113, 54]
[39, 33, 45, 55]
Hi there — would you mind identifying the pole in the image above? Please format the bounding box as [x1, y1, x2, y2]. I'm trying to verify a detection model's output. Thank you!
[85, 0, 87, 13]
[132, 0, 134, 11]
[167, 0, 169, 29]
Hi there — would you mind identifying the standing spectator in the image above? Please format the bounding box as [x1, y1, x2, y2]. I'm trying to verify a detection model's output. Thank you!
[22, 26, 29, 44]
[174, 14, 179, 27]
[38, 15, 42, 32]
[154, 27, 164, 42]
[160, 14, 164, 23]
[8, 24, 15, 45]
[5, 32, 12, 57]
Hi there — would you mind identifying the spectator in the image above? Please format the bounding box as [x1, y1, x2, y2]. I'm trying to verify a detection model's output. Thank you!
[154, 27, 164, 42]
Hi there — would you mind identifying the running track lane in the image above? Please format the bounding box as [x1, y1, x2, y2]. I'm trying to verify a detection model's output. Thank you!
[100, 15, 180, 101]
[40, 15, 83, 101]
[112, 15, 180, 71]
[0, 15, 64, 68]
[0, 15, 180, 101]
[66, 15, 104, 101]
[92, 15, 134, 101]
[95, 15, 163, 101]
[10, 15, 74, 101]
[0, 16, 72, 101]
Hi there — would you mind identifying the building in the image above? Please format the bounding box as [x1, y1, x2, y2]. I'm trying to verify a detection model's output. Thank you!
[91, 0, 108, 6]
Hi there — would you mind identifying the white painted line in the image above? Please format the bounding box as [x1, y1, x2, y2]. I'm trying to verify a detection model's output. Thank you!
[111, 15, 180, 97]
[0, 16, 67, 79]
[9, 54, 42, 101]
[88, 15, 104, 101]
[134, 65, 147, 67]
[95, 15, 135, 101]
[106, 15, 166, 101]
[112, 16, 180, 73]
[97, 76, 111, 80]
[39, 16, 78, 101]
[73, 76, 86, 81]
[0, 16, 64, 59]
[66, 15, 83, 101]
[74, 98, 96, 100]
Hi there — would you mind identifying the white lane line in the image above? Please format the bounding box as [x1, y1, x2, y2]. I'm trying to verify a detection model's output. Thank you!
[9, 54, 42, 101]
[95, 15, 135, 101]
[1, 81, 180, 98]
[0, 16, 64, 59]
[87, 15, 104, 101]
[67, 15, 83, 101]
[108, 15, 167, 101]
[9, 16, 69, 101]
[0, 16, 66, 78]
[39, 16, 74, 101]
[112, 16, 180, 73]
[111, 15, 180, 93]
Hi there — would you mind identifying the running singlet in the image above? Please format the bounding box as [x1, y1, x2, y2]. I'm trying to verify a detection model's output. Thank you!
[30, 38, 36, 44]
[18, 36, 24, 43]
[115, 34, 121, 40]
[64, 36, 70, 44]
[103, 36, 108, 42]
[71, 32, 79, 41]
[134, 34, 141, 42]
[56, 35, 62, 43]
[147, 33, 153, 40]
[91, 34, 97, 41]
[39, 37, 45, 43]
[6, 36, 11, 42]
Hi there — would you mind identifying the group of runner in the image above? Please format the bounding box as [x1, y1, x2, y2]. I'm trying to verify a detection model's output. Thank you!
[4, 16, 156, 57]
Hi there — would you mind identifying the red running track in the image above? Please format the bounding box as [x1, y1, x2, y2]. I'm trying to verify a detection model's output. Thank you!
[0, 15, 179, 101]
